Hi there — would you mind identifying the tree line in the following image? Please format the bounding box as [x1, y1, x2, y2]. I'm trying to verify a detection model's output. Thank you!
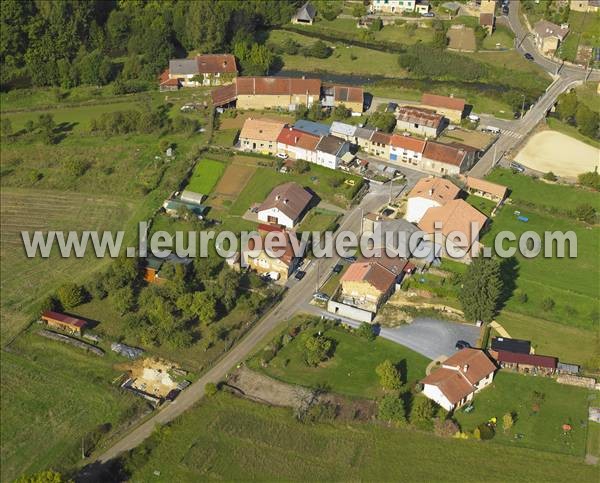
[1, 0, 301, 90]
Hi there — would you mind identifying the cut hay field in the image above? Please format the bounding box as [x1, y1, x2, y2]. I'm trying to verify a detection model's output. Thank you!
[0, 331, 144, 482]
[124, 393, 598, 482]
[0, 188, 140, 341]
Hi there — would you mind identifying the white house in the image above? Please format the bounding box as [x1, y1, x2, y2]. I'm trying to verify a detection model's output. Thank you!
[256, 182, 313, 229]
[405, 177, 460, 223]
[389, 134, 426, 166]
[315, 135, 351, 170]
[276, 127, 320, 163]
[370, 0, 416, 13]
[420, 348, 496, 412]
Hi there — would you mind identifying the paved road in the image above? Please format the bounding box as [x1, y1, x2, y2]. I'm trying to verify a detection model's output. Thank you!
[468, 1, 599, 177]
[304, 305, 479, 360]
[94, 180, 414, 464]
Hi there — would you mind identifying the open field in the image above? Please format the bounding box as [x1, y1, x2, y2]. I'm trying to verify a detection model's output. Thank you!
[447, 26, 476, 52]
[268, 30, 406, 77]
[0, 188, 139, 341]
[124, 393, 599, 482]
[185, 158, 226, 194]
[515, 131, 600, 177]
[248, 325, 429, 399]
[454, 372, 591, 457]
[482, 26, 515, 50]
[588, 422, 600, 459]
[1, 331, 144, 482]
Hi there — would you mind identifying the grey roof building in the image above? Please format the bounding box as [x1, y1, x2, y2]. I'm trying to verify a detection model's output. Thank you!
[292, 2, 317, 24]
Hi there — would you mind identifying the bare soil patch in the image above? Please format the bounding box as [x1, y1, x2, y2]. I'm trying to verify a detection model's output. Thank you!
[116, 357, 179, 398]
[515, 130, 600, 178]
[447, 26, 476, 52]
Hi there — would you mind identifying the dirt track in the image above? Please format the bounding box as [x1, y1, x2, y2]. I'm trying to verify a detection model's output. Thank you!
[515, 131, 599, 178]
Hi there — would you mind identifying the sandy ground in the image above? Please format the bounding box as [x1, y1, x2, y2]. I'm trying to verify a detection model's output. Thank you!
[515, 131, 599, 178]
[116, 358, 178, 397]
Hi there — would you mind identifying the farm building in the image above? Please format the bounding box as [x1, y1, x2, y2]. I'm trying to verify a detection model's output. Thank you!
[41, 311, 87, 336]
[180, 190, 206, 205]
[163, 54, 237, 87]
[395, 106, 445, 138]
[292, 1, 316, 24]
[322, 85, 364, 113]
[493, 351, 558, 376]
[420, 93, 466, 123]
[490, 337, 531, 354]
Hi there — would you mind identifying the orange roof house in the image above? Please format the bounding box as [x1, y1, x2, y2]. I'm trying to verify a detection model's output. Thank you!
[420, 93, 466, 122]
[421, 348, 496, 411]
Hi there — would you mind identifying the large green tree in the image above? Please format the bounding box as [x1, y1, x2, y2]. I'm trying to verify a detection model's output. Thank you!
[458, 257, 503, 322]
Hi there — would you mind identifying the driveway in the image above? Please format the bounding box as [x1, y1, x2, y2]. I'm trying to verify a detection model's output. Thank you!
[305, 306, 479, 360]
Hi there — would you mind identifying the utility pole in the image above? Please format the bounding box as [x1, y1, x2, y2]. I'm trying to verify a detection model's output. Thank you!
[388, 177, 393, 205]
[520, 94, 526, 119]
[493, 143, 498, 166]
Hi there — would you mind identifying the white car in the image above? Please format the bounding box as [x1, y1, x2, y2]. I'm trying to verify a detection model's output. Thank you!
[468, 114, 480, 122]
[276, 153, 288, 160]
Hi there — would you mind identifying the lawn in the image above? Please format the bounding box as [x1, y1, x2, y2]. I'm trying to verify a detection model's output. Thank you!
[454, 372, 591, 457]
[248, 325, 429, 399]
[464, 193, 497, 216]
[319, 264, 348, 297]
[496, 311, 597, 367]
[229, 164, 363, 215]
[481, 26, 515, 50]
[124, 392, 599, 482]
[185, 158, 226, 194]
[587, 422, 600, 459]
[297, 208, 340, 232]
[0, 332, 144, 482]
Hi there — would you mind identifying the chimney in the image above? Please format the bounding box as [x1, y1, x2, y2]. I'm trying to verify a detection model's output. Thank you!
[294, 136, 299, 143]
[283, 199, 289, 204]
[275, 195, 281, 201]
[429, 189, 433, 196]
[462, 364, 469, 373]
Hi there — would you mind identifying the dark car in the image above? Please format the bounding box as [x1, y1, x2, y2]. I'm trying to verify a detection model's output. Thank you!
[165, 389, 181, 402]
[524, 53, 534, 61]
[294, 270, 306, 281]
[455, 340, 471, 350]
[344, 256, 357, 263]
[332, 264, 343, 274]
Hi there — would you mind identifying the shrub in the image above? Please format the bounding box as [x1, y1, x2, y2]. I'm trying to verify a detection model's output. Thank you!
[356, 322, 377, 341]
[517, 292, 528, 304]
[502, 412, 514, 432]
[574, 203, 596, 224]
[578, 170, 600, 190]
[434, 418, 460, 437]
[205, 382, 218, 396]
[370, 18, 383, 32]
[376, 360, 402, 390]
[543, 171, 557, 181]
[303, 334, 333, 366]
[541, 297, 555, 311]
[64, 158, 89, 177]
[378, 393, 407, 425]
[303, 40, 332, 59]
[56, 283, 86, 309]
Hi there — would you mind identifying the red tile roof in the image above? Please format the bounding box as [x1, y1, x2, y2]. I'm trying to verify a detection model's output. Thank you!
[496, 351, 558, 369]
[236, 77, 321, 96]
[370, 131, 392, 145]
[196, 54, 237, 74]
[421, 93, 466, 112]
[390, 134, 427, 152]
[333, 85, 364, 104]
[441, 348, 497, 385]
[421, 367, 475, 405]
[277, 127, 320, 151]
[246, 232, 297, 265]
[211, 83, 237, 106]
[158, 69, 180, 87]
[42, 310, 87, 329]
[423, 141, 469, 167]
[407, 177, 460, 204]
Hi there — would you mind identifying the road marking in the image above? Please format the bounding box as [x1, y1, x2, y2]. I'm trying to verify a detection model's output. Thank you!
[500, 129, 523, 139]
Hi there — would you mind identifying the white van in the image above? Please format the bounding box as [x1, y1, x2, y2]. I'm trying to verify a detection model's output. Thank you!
[468, 114, 480, 122]
[484, 126, 501, 134]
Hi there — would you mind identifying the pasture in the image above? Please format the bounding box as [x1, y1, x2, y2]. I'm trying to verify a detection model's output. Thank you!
[0, 331, 144, 482]
[185, 158, 226, 195]
[454, 372, 590, 457]
[248, 325, 429, 399]
[125, 393, 598, 482]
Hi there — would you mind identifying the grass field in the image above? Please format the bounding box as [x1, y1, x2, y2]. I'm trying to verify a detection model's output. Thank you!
[248, 325, 429, 399]
[297, 208, 340, 232]
[267, 30, 406, 77]
[0, 331, 144, 482]
[185, 158, 226, 194]
[229, 164, 363, 215]
[454, 372, 591, 457]
[481, 26, 515, 50]
[587, 422, 600, 459]
[124, 393, 599, 482]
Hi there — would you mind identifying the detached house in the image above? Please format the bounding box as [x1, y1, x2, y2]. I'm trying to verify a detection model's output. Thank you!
[236, 77, 321, 110]
[533, 20, 570, 55]
[316, 135, 351, 170]
[257, 182, 312, 229]
[239, 118, 287, 155]
[405, 177, 460, 223]
[421, 348, 496, 412]
[340, 255, 408, 313]
[164, 54, 237, 88]
[420, 93, 466, 123]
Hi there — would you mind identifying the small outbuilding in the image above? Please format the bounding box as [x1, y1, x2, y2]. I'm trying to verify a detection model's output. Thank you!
[41, 310, 87, 336]
[292, 2, 317, 25]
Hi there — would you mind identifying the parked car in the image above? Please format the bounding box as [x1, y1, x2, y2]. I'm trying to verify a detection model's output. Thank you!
[468, 114, 480, 122]
[455, 340, 471, 350]
[332, 264, 343, 274]
[510, 161, 525, 173]
[294, 270, 306, 281]
[422, 12, 435, 17]
[482, 126, 501, 134]
[312, 292, 329, 302]
[165, 389, 181, 402]
[524, 53, 534, 61]
[344, 255, 357, 263]
[276, 153, 288, 159]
